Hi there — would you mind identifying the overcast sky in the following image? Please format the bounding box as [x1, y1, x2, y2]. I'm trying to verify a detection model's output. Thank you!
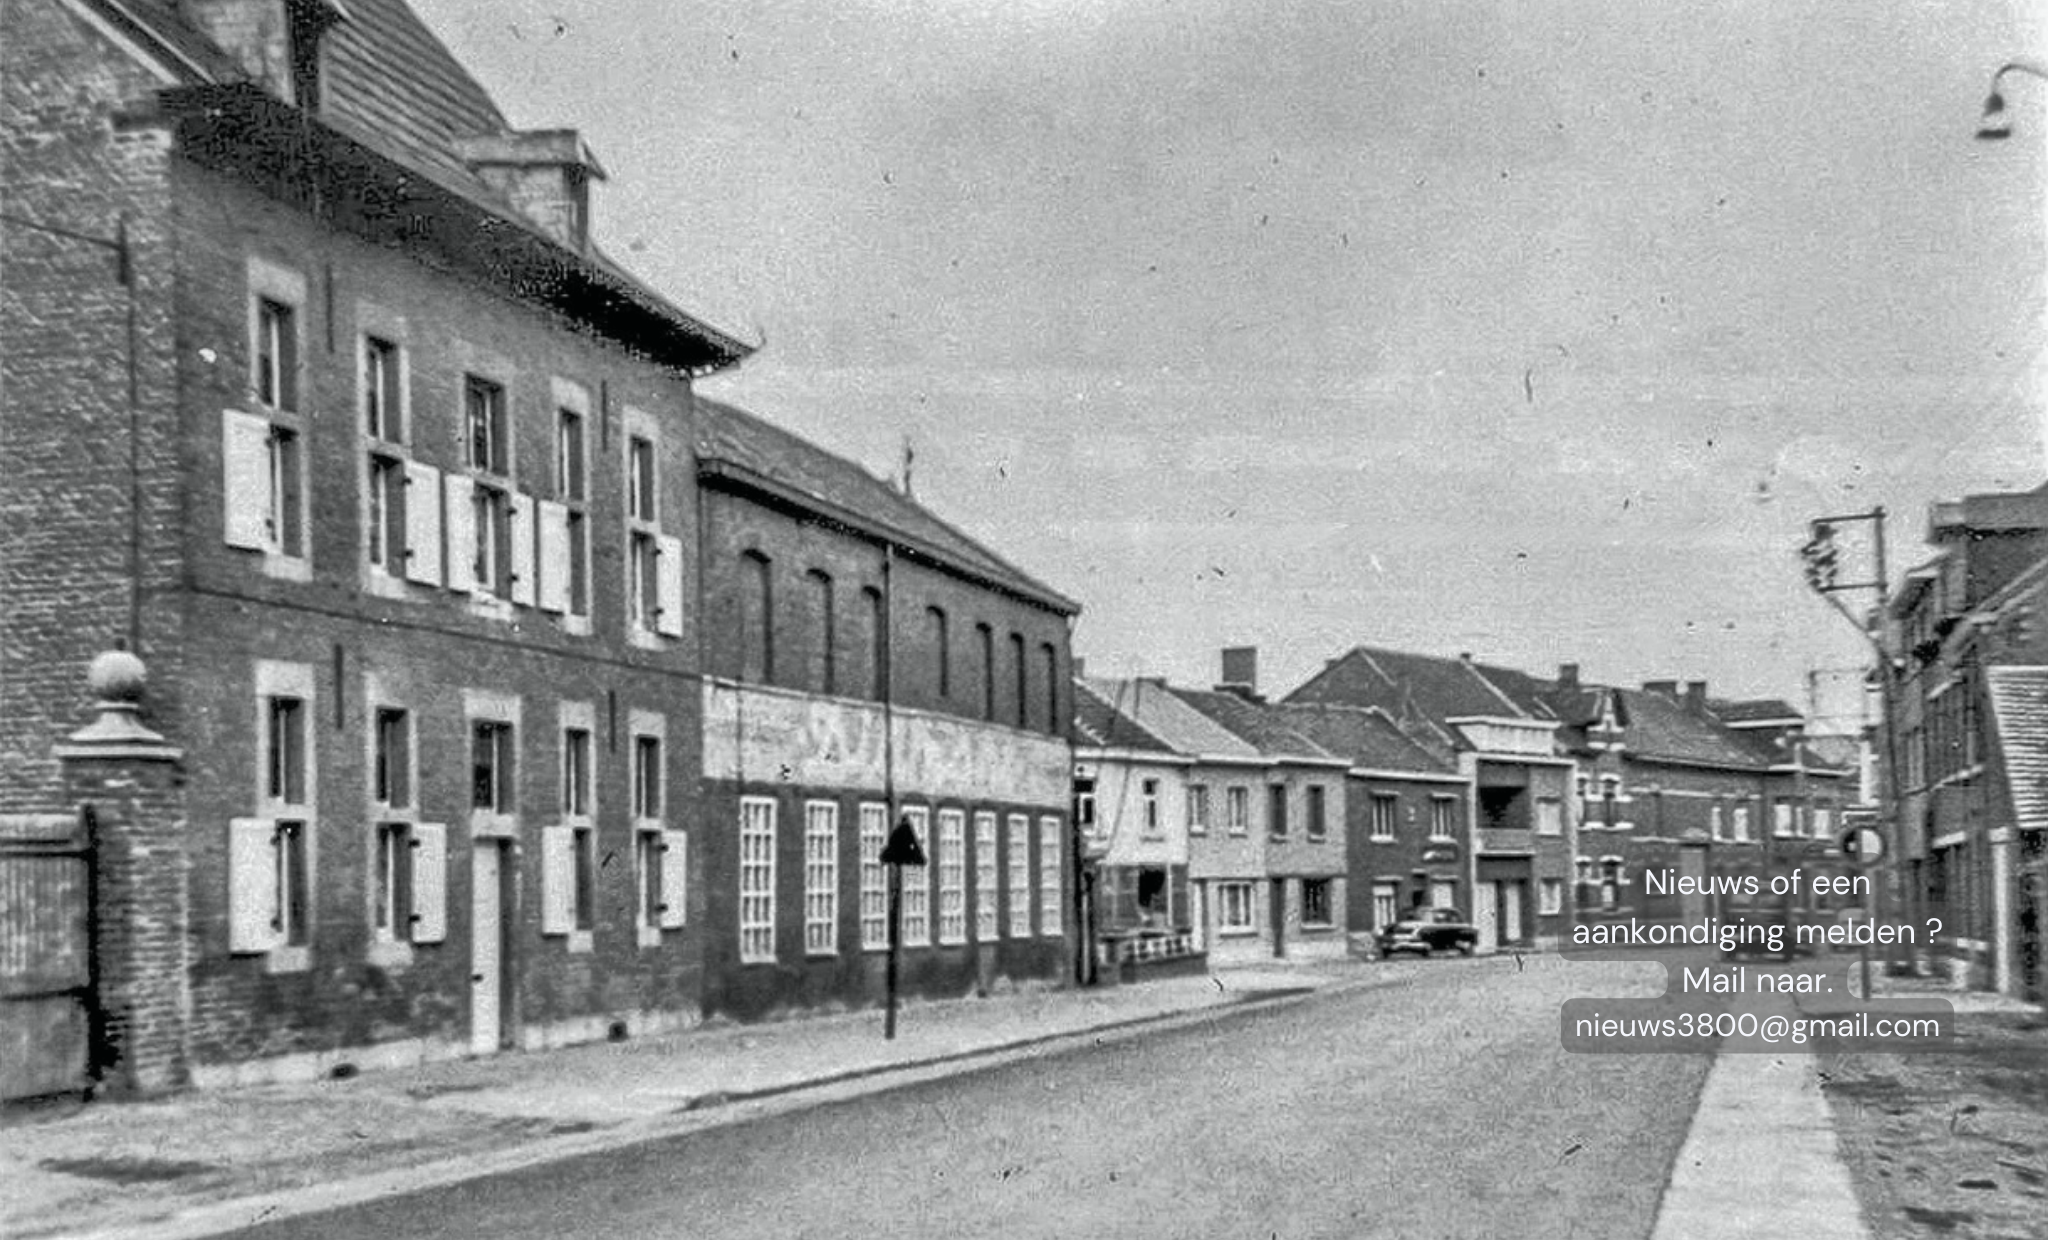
[419, 0, 2048, 723]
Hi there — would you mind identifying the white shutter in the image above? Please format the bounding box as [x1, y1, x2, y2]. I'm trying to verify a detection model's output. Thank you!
[655, 532, 684, 637]
[409, 822, 448, 944]
[507, 493, 536, 607]
[540, 825, 573, 934]
[660, 829, 688, 929]
[228, 817, 282, 953]
[537, 499, 570, 614]
[444, 472, 476, 594]
[222, 410, 273, 550]
[402, 460, 443, 585]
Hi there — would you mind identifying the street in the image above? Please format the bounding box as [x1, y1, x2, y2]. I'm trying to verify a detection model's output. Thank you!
[218, 955, 1709, 1240]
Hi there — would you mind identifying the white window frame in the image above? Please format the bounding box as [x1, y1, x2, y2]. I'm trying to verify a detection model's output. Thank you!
[1732, 804, 1753, 843]
[1038, 815, 1062, 937]
[364, 682, 444, 964]
[1006, 812, 1032, 938]
[547, 377, 594, 634]
[356, 308, 416, 599]
[974, 811, 999, 941]
[630, 711, 678, 944]
[805, 800, 840, 956]
[464, 689, 521, 839]
[1372, 881, 1400, 931]
[1535, 796, 1562, 837]
[235, 659, 316, 972]
[1226, 786, 1249, 836]
[1141, 778, 1161, 835]
[740, 796, 778, 963]
[551, 701, 597, 953]
[1773, 800, 1795, 838]
[623, 406, 683, 645]
[901, 805, 932, 948]
[1370, 794, 1398, 842]
[1429, 795, 1456, 841]
[936, 808, 967, 945]
[859, 802, 889, 951]
[235, 259, 311, 581]
[1186, 784, 1210, 835]
[1539, 878, 1564, 917]
[1217, 881, 1255, 934]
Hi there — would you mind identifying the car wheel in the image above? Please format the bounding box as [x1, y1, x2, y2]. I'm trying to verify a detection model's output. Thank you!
[1457, 941, 1473, 957]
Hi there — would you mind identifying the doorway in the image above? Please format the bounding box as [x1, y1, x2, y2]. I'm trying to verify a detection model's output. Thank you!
[470, 839, 513, 1055]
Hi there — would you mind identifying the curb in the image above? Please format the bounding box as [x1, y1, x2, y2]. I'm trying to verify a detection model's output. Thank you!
[50, 979, 1348, 1240]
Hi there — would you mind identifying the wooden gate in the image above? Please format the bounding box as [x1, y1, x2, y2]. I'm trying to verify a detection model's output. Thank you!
[1, 809, 97, 1102]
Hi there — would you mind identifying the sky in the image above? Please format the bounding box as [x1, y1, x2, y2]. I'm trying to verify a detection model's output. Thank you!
[416, 0, 2048, 727]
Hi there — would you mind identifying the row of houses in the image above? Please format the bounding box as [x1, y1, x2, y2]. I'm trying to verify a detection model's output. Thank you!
[1, 0, 1078, 1100]
[1883, 480, 2048, 1003]
[1074, 648, 1859, 966]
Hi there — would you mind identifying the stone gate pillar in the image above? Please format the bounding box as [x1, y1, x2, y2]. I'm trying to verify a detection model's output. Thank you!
[54, 650, 188, 1097]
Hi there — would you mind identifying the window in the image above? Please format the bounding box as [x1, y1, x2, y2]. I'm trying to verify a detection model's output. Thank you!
[928, 608, 950, 699]
[541, 821, 598, 943]
[1187, 785, 1210, 835]
[231, 662, 317, 966]
[627, 435, 657, 523]
[937, 808, 966, 945]
[1302, 878, 1332, 927]
[450, 374, 517, 601]
[1535, 797, 1562, 836]
[1540, 878, 1564, 916]
[741, 552, 774, 681]
[1773, 801, 1794, 838]
[974, 811, 999, 941]
[472, 721, 516, 813]
[630, 717, 682, 941]
[805, 801, 839, 956]
[1307, 785, 1327, 840]
[977, 624, 996, 720]
[1814, 807, 1835, 839]
[807, 571, 836, 695]
[624, 420, 682, 640]
[1370, 794, 1398, 841]
[1038, 815, 1061, 935]
[542, 391, 593, 622]
[859, 802, 888, 950]
[561, 727, 593, 819]
[1372, 882, 1400, 930]
[374, 700, 413, 807]
[859, 587, 886, 701]
[361, 335, 410, 582]
[373, 821, 411, 943]
[1042, 643, 1060, 737]
[1430, 796, 1456, 841]
[1227, 786, 1249, 835]
[1218, 881, 1254, 934]
[1011, 632, 1027, 728]
[1732, 804, 1752, 843]
[1268, 785, 1288, 837]
[1710, 803, 1725, 841]
[901, 806, 931, 946]
[466, 374, 508, 475]
[1007, 813, 1031, 937]
[225, 263, 310, 573]
[1076, 775, 1097, 831]
[1142, 778, 1161, 834]
[256, 297, 297, 412]
[739, 797, 777, 963]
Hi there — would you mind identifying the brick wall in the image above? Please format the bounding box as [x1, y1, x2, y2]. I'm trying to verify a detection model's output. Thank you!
[1, 0, 186, 811]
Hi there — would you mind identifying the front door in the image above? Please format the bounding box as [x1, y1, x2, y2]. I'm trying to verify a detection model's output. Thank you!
[1473, 881, 1498, 953]
[1269, 878, 1287, 958]
[470, 839, 510, 1055]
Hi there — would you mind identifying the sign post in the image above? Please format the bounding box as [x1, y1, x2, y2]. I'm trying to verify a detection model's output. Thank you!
[1841, 825, 1885, 1001]
[880, 815, 927, 1040]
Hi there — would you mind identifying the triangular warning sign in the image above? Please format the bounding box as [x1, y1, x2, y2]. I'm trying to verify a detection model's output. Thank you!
[881, 816, 927, 867]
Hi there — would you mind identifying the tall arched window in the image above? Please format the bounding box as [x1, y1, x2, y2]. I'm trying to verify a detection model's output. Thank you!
[1041, 642, 1060, 736]
[806, 570, 835, 695]
[927, 606, 950, 699]
[741, 551, 773, 683]
[1010, 632, 1027, 728]
[977, 623, 996, 720]
[860, 586, 885, 700]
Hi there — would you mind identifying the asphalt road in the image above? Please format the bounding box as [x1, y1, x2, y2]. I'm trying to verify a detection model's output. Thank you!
[221, 955, 1709, 1239]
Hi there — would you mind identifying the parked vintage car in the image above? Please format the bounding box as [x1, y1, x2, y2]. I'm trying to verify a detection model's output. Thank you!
[1376, 907, 1479, 957]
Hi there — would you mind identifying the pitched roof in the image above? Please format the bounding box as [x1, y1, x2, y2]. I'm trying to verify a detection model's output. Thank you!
[319, 0, 508, 187]
[1072, 681, 1178, 755]
[1269, 703, 1456, 775]
[693, 398, 1076, 613]
[1082, 678, 1262, 761]
[1987, 667, 2048, 833]
[1710, 698, 1803, 726]
[1613, 687, 1773, 770]
[88, 0, 244, 80]
[1288, 647, 1530, 721]
[1168, 689, 1344, 764]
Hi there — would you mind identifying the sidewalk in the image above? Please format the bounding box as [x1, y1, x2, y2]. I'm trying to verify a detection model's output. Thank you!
[1, 960, 1369, 1240]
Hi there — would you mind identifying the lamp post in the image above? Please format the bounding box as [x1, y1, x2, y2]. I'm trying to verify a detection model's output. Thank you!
[1977, 61, 2048, 140]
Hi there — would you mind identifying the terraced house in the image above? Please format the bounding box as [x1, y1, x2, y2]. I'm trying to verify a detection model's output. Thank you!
[0, 0, 1075, 1101]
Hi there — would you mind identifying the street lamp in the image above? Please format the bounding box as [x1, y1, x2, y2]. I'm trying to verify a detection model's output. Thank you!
[1977, 61, 2048, 140]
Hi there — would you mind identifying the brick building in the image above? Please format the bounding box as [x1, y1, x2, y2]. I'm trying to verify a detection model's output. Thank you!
[1, 0, 1075, 1093]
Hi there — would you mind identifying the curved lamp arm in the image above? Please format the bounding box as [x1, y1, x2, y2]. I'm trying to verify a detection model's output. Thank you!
[1978, 61, 2048, 140]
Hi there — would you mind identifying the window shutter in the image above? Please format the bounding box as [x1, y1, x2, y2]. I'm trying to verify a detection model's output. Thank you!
[655, 532, 684, 637]
[659, 829, 688, 929]
[536, 499, 570, 613]
[508, 492, 536, 607]
[228, 817, 282, 952]
[443, 473, 476, 594]
[402, 460, 443, 585]
[222, 410, 273, 549]
[409, 822, 448, 944]
[540, 825, 573, 934]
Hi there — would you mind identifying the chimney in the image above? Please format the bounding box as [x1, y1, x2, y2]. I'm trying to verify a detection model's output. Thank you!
[1642, 680, 1678, 697]
[455, 130, 609, 252]
[179, 0, 347, 108]
[1557, 663, 1580, 689]
[1218, 646, 1258, 697]
[1684, 680, 1708, 711]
